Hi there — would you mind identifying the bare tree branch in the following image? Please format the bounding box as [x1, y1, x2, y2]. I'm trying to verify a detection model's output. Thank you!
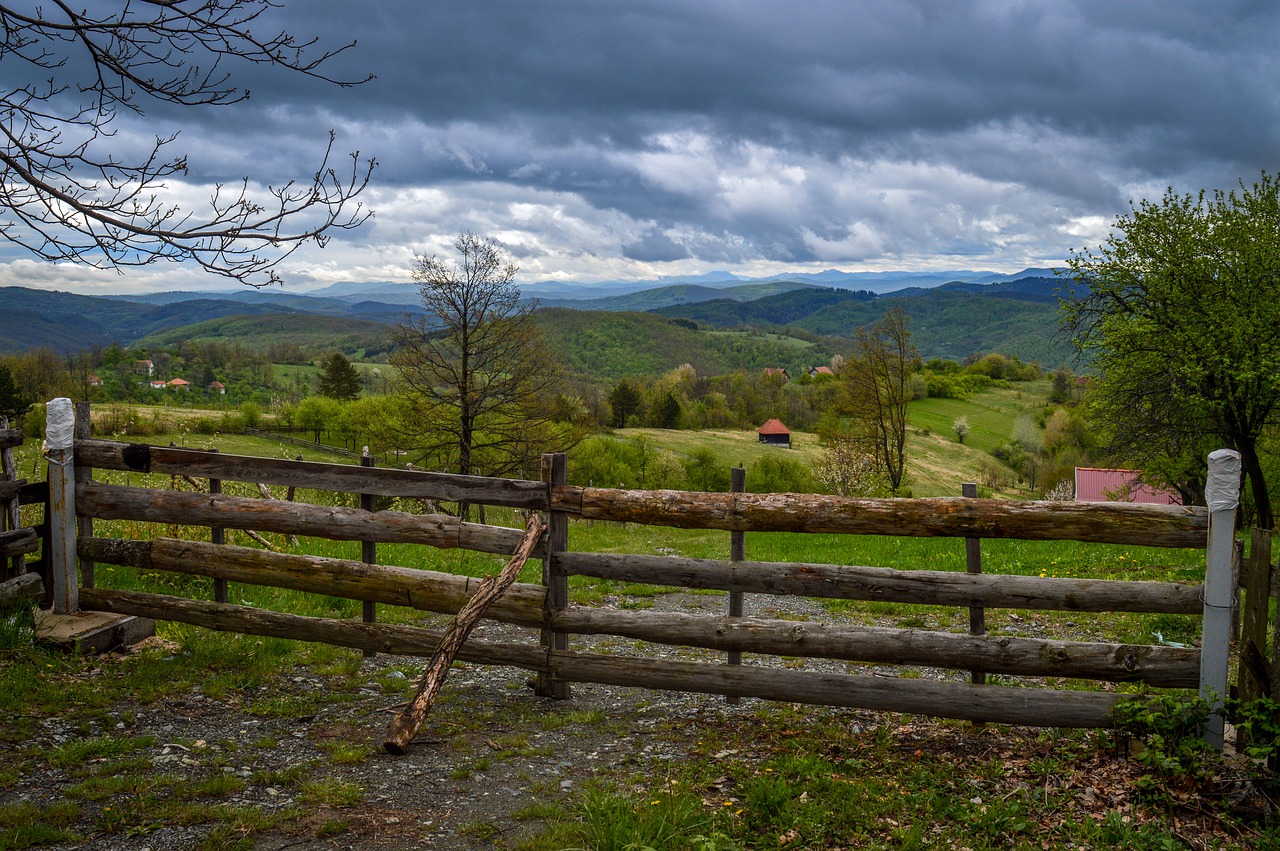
[0, 1, 375, 286]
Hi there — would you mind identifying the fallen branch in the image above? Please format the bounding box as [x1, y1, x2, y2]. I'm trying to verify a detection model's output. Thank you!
[383, 513, 546, 755]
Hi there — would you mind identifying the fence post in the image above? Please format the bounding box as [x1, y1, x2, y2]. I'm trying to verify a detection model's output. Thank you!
[962, 482, 985, 686]
[73, 402, 94, 590]
[726, 466, 746, 705]
[1, 415, 23, 579]
[45, 398, 78, 614]
[535, 452, 570, 699]
[360, 450, 377, 658]
[1237, 528, 1271, 749]
[1201, 448, 1240, 751]
[208, 448, 227, 603]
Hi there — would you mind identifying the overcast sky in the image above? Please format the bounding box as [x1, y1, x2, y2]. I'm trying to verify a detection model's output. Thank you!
[6, 0, 1280, 294]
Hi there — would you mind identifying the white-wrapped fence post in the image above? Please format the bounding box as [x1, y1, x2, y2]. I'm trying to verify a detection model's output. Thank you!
[1201, 448, 1240, 751]
[45, 398, 78, 614]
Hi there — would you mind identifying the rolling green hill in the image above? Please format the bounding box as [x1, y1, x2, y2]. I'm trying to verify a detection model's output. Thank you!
[137, 313, 395, 358]
[534, 308, 838, 380]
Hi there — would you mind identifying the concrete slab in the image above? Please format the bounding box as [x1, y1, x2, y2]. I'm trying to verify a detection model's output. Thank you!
[35, 609, 155, 654]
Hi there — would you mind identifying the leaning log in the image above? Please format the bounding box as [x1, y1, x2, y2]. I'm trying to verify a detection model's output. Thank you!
[554, 486, 1207, 547]
[0, 572, 42, 605]
[558, 552, 1203, 614]
[384, 513, 546, 754]
[78, 537, 548, 626]
[76, 439, 548, 508]
[76, 482, 524, 554]
[552, 608, 1198, 687]
[76, 587, 1133, 729]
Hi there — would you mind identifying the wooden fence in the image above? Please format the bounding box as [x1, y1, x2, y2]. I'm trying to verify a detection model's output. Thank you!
[0, 416, 43, 607]
[30, 399, 1263, 745]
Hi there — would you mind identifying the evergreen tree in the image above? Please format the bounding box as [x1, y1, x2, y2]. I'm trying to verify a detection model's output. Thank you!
[0, 364, 35, 421]
[316, 352, 362, 401]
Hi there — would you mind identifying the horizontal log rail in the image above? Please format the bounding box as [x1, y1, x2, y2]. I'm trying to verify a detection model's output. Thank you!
[0, 572, 42, 605]
[80, 537, 1196, 687]
[556, 607, 1197, 688]
[77, 482, 526, 555]
[81, 537, 547, 626]
[552, 486, 1208, 547]
[0, 528, 38, 560]
[76, 439, 548, 509]
[0, 428, 21, 450]
[79, 587, 1132, 728]
[559, 552, 1203, 614]
[0, 479, 23, 502]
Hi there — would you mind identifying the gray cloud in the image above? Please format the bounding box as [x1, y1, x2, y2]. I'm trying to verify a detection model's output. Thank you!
[11, 0, 1280, 291]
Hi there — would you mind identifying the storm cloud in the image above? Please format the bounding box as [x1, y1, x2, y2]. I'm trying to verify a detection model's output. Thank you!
[8, 0, 1280, 292]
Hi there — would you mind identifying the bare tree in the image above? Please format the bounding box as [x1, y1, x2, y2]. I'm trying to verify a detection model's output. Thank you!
[843, 307, 918, 493]
[0, 2, 374, 287]
[389, 234, 563, 482]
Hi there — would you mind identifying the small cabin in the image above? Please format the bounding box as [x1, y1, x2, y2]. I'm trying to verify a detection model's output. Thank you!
[757, 418, 792, 448]
[762, 368, 790, 382]
[808, 365, 834, 378]
[208, 381, 226, 395]
[167, 378, 190, 391]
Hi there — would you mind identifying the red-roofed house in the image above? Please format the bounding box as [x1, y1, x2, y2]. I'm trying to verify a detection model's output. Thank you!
[763, 368, 790, 381]
[167, 378, 190, 390]
[757, 418, 791, 448]
[808, 366, 834, 378]
[208, 381, 226, 394]
[1074, 467, 1179, 505]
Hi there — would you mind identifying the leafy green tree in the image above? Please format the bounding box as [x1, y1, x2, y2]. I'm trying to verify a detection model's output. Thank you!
[316, 352, 363, 401]
[1062, 173, 1280, 526]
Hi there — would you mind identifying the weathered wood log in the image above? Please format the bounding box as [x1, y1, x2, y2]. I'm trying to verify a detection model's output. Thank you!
[252, 481, 299, 546]
[76, 439, 548, 508]
[79, 537, 548, 627]
[0, 427, 22, 450]
[559, 552, 1203, 614]
[384, 514, 546, 754]
[0, 528, 38, 559]
[1239, 529, 1272, 706]
[554, 486, 1208, 547]
[552, 608, 1198, 687]
[76, 587, 1133, 729]
[0, 572, 42, 604]
[0, 479, 24, 502]
[77, 482, 524, 554]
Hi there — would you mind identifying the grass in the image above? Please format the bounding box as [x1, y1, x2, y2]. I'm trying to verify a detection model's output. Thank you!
[2, 395, 1262, 848]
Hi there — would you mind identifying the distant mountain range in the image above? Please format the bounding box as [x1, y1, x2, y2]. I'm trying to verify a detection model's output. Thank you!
[0, 267, 1075, 369]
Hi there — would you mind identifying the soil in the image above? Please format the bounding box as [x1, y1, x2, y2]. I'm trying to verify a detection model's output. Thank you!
[7, 592, 1271, 850]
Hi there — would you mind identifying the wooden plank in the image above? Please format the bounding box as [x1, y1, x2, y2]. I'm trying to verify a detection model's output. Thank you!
[384, 514, 545, 754]
[555, 486, 1208, 547]
[1238, 529, 1272, 707]
[78, 537, 548, 626]
[360, 452, 377, 657]
[74, 402, 94, 589]
[963, 482, 986, 688]
[1, 417, 22, 578]
[0, 528, 38, 559]
[0, 479, 23, 502]
[559, 552, 1203, 614]
[76, 482, 525, 555]
[0, 572, 42, 604]
[76, 587, 1131, 729]
[535, 453, 570, 699]
[76, 439, 548, 508]
[551, 608, 1198, 687]
[727, 466, 746, 705]
[18, 481, 48, 506]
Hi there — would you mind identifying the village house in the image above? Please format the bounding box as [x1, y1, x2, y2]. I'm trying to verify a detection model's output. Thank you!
[757, 418, 792, 448]
[808, 365, 834, 378]
[134, 359, 154, 377]
[1073, 467, 1180, 504]
[762, 367, 790, 381]
[208, 381, 226, 394]
[167, 378, 190, 391]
